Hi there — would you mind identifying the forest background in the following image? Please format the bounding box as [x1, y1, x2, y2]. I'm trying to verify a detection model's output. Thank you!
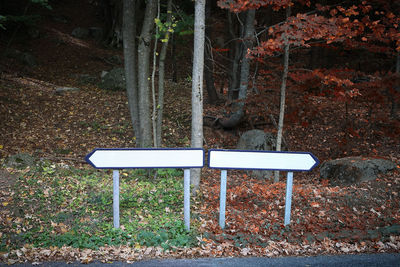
[0, 0, 399, 263]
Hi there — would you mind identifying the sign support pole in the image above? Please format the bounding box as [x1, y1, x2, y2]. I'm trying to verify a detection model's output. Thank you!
[184, 169, 191, 231]
[284, 171, 293, 226]
[113, 170, 120, 229]
[86, 148, 204, 230]
[219, 170, 227, 229]
[208, 150, 318, 227]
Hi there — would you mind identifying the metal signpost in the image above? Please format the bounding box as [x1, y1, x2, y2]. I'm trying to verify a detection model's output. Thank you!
[208, 149, 319, 229]
[85, 148, 204, 231]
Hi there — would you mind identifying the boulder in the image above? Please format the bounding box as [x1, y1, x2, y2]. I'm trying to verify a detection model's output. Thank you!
[99, 68, 125, 91]
[236, 129, 276, 180]
[320, 157, 397, 186]
[55, 87, 80, 94]
[76, 74, 98, 85]
[237, 129, 276, 151]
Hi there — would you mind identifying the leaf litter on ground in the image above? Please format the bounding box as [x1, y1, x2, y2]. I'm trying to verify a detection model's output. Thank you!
[1, 0, 400, 261]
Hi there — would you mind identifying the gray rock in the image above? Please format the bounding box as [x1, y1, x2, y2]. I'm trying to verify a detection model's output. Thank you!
[5, 153, 36, 169]
[71, 27, 89, 39]
[236, 129, 277, 180]
[237, 129, 276, 151]
[76, 74, 98, 85]
[99, 67, 125, 91]
[55, 87, 80, 94]
[320, 157, 397, 186]
[380, 224, 400, 236]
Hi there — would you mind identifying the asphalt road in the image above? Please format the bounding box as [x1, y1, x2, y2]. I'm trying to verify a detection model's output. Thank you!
[4, 253, 400, 267]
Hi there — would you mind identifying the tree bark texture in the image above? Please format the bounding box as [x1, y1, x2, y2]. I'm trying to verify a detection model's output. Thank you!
[151, 0, 160, 147]
[122, 0, 140, 146]
[102, 0, 123, 47]
[227, 11, 242, 101]
[204, 0, 218, 104]
[191, 0, 205, 193]
[137, 0, 157, 147]
[274, 7, 291, 183]
[171, 33, 178, 83]
[156, 0, 173, 147]
[220, 9, 255, 128]
[238, 9, 255, 101]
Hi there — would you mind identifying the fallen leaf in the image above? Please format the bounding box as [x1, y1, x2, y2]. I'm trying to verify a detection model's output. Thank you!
[310, 202, 320, 208]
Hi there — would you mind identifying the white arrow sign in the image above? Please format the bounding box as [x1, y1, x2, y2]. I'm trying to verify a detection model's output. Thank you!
[85, 148, 204, 231]
[86, 148, 204, 169]
[208, 149, 319, 229]
[208, 149, 319, 171]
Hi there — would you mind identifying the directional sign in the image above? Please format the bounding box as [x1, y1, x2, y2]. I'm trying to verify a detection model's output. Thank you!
[208, 149, 319, 171]
[208, 149, 319, 229]
[86, 148, 204, 169]
[85, 148, 204, 231]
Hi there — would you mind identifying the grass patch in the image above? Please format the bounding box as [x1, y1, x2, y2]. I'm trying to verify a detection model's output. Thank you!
[0, 163, 198, 251]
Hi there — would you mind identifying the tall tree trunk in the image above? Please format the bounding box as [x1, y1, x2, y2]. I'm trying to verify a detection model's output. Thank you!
[156, 0, 173, 147]
[151, 0, 160, 147]
[238, 9, 255, 101]
[219, 9, 255, 128]
[274, 7, 291, 183]
[137, 0, 157, 147]
[227, 11, 242, 101]
[204, 0, 218, 104]
[171, 33, 178, 83]
[103, 0, 123, 47]
[191, 0, 205, 194]
[122, 0, 140, 146]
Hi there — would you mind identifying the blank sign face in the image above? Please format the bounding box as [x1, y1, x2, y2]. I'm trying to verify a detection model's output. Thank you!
[86, 148, 204, 169]
[208, 149, 318, 171]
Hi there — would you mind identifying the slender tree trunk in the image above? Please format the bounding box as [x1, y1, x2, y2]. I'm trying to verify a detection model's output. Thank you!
[204, 0, 218, 104]
[274, 7, 291, 183]
[191, 0, 205, 194]
[238, 9, 255, 101]
[137, 0, 157, 147]
[103, 0, 123, 47]
[156, 0, 173, 147]
[151, 0, 160, 147]
[122, 0, 140, 145]
[227, 11, 238, 100]
[171, 33, 178, 83]
[219, 9, 255, 128]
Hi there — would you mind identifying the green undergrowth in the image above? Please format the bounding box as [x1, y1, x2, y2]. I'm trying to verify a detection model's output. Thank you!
[0, 162, 199, 251]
